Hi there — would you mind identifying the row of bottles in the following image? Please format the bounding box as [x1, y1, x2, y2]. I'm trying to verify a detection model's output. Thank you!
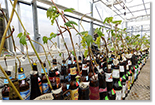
[1, 49, 149, 100]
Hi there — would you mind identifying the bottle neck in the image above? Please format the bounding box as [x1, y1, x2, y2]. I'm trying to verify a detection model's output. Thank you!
[71, 74, 76, 81]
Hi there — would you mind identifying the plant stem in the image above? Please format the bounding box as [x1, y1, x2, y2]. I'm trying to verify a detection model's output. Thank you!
[0, 65, 23, 100]
[55, 19, 70, 57]
[31, 39, 52, 69]
[26, 45, 33, 70]
[27, 37, 53, 90]
[0, 0, 18, 55]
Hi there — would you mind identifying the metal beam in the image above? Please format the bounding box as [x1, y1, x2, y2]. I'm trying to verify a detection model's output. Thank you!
[116, 0, 134, 16]
[100, 0, 124, 19]
[127, 14, 150, 20]
[36, 0, 106, 25]
[142, 0, 147, 15]
[95, 5, 103, 21]
[114, 8, 150, 16]
[118, 2, 151, 11]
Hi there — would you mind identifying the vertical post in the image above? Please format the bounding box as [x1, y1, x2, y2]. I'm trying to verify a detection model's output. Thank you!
[5, 0, 13, 52]
[90, 2, 93, 37]
[17, 1, 24, 53]
[141, 25, 143, 39]
[32, 0, 40, 53]
[131, 26, 133, 37]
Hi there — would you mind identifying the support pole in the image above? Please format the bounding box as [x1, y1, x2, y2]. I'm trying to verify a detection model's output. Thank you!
[32, 0, 40, 53]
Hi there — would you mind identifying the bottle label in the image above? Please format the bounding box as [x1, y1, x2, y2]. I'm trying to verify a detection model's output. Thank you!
[134, 69, 137, 79]
[86, 76, 88, 81]
[105, 73, 113, 82]
[70, 88, 79, 100]
[4, 76, 12, 84]
[122, 84, 126, 98]
[89, 86, 100, 100]
[108, 64, 111, 69]
[120, 66, 124, 72]
[20, 89, 30, 100]
[112, 69, 120, 78]
[128, 60, 132, 65]
[82, 64, 87, 69]
[68, 60, 71, 65]
[126, 65, 129, 70]
[18, 73, 26, 80]
[99, 87, 107, 93]
[66, 84, 70, 90]
[115, 90, 122, 100]
[101, 62, 104, 67]
[126, 80, 128, 94]
[49, 77, 56, 82]
[42, 83, 49, 94]
[70, 67, 77, 75]
[2, 97, 9, 100]
[41, 68, 47, 74]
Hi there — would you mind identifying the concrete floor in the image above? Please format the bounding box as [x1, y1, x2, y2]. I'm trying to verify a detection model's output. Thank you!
[125, 58, 150, 100]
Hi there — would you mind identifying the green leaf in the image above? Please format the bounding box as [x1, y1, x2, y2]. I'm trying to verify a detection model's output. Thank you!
[59, 53, 62, 57]
[94, 28, 104, 37]
[112, 20, 122, 24]
[20, 35, 27, 45]
[85, 35, 93, 46]
[84, 49, 88, 58]
[64, 8, 75, 13]
[108, 38, 111, 40]
[64, 21, 78, 28]
[110, 47, 115, 51]
[108, 17, 113, 22]
[76, 31, 88, 35]
[49, 32, 57, 40]
[42, 36, 48, 44]
[123, 28, 127, 31]
[17, 33, 23, 38]
[103, 17, 108, 24]
[71, 51, 75, 56]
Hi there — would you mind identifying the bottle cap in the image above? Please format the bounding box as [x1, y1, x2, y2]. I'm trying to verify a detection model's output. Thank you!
[18, 67, 24, 73]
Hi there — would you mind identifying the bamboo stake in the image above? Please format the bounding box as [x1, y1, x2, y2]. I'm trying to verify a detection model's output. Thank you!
[0, 65, 23, 100]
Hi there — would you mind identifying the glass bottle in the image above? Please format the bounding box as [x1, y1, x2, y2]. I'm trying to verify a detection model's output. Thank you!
[98, 71, 107, 100]
[32, 63, 42, 94]
[30, 71, 41, 100]
[89, 78, 100, 100]
[18, 67, 30, 100]
[112, 60, 122, 100]
[41, 63, 50, 94]
[2, 70, 12, 100]
[69, 64, 79, 100]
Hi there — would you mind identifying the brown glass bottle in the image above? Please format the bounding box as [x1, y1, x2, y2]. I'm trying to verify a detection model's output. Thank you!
[41, 63, 50, 94]
[52, 59, 60, 90]
[30, 71, 41, 100]
[98, 71, 107, 100]
[112, 63, 122, 100]
[69, 64, 79, 100]
[32, 63, 42, 94]
[18, 67, 30, 100]
[2, 70, 12, 100]
[89, 78, 100, 100]
[105, 58, 116, 100]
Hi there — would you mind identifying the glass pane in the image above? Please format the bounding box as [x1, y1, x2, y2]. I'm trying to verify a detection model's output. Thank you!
[20, 3, 34, 52]
[0, 0, 5, 8]
[37, 8, 57, 52]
